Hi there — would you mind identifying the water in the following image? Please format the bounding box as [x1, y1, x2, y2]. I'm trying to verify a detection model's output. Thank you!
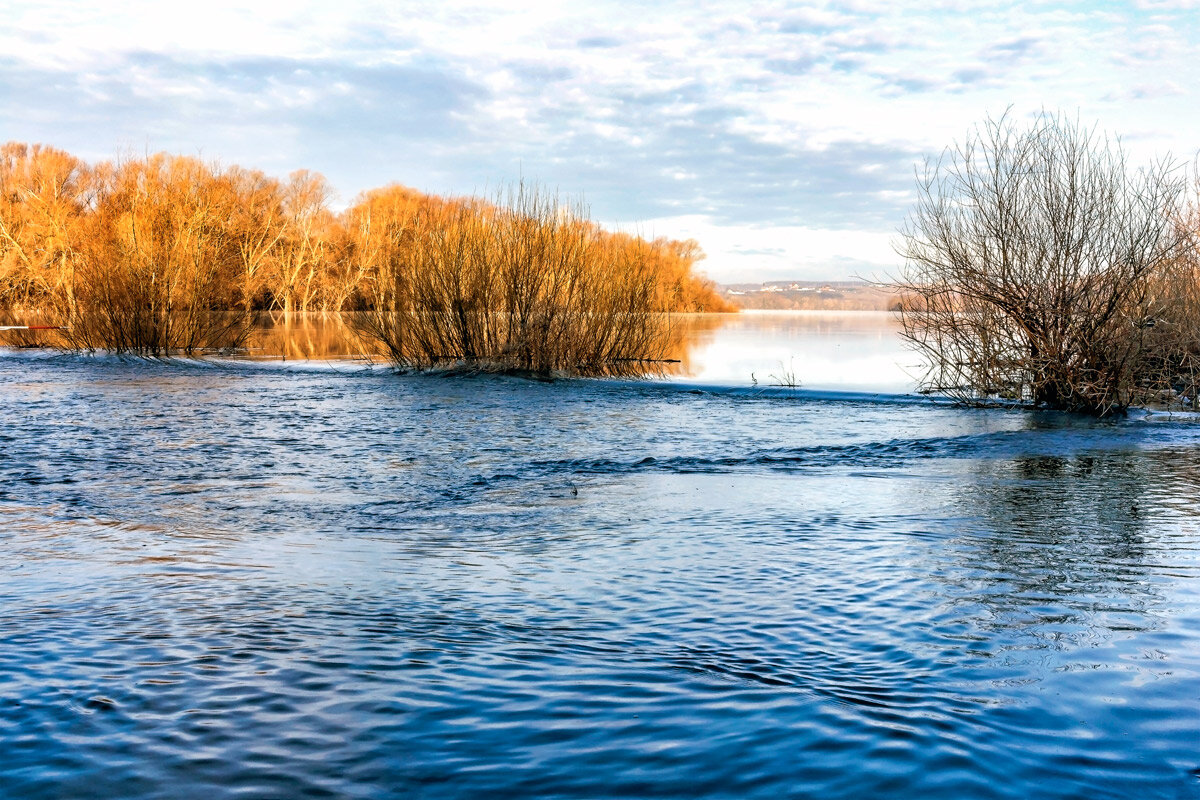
[2, 313, 1200, 799]
[239, 309, 914, 391]
[671, 310, 915, 392]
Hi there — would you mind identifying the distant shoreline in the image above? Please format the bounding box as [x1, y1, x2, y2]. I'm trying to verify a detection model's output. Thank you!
[720, 280, 899, 311]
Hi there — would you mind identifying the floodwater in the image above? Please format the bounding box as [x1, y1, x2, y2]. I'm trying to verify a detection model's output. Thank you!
[241, 309, 914, 391]
[2, 312, 1199, 799]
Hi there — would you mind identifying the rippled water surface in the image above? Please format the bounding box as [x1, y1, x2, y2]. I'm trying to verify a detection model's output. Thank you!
[3, 314, 1200, 799]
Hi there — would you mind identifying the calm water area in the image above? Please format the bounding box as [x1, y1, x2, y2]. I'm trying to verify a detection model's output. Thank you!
[2, 312, 1199, 798]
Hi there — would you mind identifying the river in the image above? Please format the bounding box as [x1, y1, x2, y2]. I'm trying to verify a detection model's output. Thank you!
[2, 312, 1198, 799]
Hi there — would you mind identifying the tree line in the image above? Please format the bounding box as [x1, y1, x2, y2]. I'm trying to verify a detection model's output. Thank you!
[0, 143, 733, 368]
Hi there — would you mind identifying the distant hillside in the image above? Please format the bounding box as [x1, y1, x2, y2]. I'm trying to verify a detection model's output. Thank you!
[720, 280, 900, 311]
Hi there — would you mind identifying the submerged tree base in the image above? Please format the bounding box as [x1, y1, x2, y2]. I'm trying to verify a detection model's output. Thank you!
[56, 310, 254, 357]
[351, 311, 679, 379]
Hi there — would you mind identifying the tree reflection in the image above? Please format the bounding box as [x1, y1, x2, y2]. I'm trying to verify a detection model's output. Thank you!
[933, 436, 1200, 653]
[241, 310, 732, 373]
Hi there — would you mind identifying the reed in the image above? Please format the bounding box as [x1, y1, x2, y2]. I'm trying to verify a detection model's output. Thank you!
[1128, 223, 1200, 409]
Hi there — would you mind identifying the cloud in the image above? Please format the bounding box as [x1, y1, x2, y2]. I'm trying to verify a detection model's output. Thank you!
[576, 36, 622, 49]
[3, 0, 1200, 280]
[638, 214, 900, 283]
[0, 51, 492, 198]
[951, 67, 992, 86]
[1103, 81, 1186, 102]
[983, 35, 1043, 63]
[764, 56, 821, 75]
[774, 7, 847, 35]
[1132, 0, 1200, 9]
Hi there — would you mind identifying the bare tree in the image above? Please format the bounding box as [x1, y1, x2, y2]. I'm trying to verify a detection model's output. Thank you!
[351, 183, 673, 377]
[66, 154, 249, 355]
[0, 143, 91, 315]
[894, 111, 1194, 414]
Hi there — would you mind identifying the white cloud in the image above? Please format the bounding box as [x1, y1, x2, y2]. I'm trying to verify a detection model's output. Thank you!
[3, 0, 1200, 281]
[633, 214, 899, 283]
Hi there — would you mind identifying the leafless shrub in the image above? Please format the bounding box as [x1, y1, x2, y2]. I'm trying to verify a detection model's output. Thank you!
[893, 111, 1195, 415]
[1133, 179, 1200, 409]
[62, 155, 252, 356]
[352, 183, 674, 377]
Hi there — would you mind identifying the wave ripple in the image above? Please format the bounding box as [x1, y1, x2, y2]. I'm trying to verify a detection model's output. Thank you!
[2, 352, 1200, 799]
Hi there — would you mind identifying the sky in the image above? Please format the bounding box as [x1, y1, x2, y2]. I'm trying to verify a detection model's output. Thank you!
[3, 0, 1199, 283]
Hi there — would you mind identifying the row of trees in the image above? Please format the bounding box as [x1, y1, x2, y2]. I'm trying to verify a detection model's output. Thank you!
[0, 143, 733, 362]
[353, 185, 685, 375]
[895, 112, 1200, 415]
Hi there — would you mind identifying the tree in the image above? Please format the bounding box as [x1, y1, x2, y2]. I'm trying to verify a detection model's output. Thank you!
[894, 111, 1194, 414]
[67, 154, 248, 354]
[224, 166, 286, 311]
[0, 143, 91, 314]
[272, 170, 335, 313]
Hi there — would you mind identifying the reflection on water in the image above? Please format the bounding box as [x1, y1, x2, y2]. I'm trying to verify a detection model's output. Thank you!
[671, 310, 913, 390]
[243, 311, 732, 376]
[1, 323, 1199, 799]
[243, 310, 912, 391]
[244, 311, 383, 361]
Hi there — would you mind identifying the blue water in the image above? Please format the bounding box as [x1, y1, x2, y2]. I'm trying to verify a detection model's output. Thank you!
[2, 346, 1200, 799]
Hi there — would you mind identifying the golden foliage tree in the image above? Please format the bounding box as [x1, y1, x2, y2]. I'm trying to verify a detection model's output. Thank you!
[65, 154, 249, 354]
[1, 142, 735, 362]
[0, 143, 90, 314]
[224, 166, 287, 310]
